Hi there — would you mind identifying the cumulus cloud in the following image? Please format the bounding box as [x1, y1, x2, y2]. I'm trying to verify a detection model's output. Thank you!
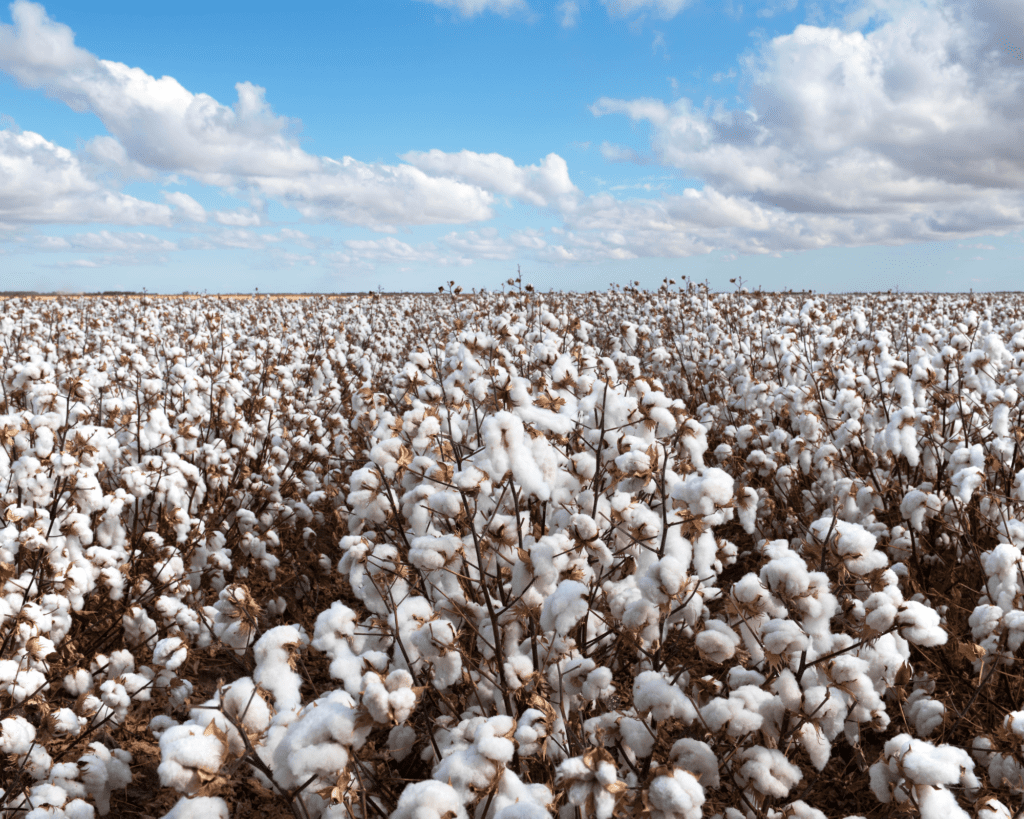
[559, 0, 581, 27]
[163, 192, 206, 223]
[34, 230, 177, 252]
[413, 0, 530, 16]
[600, 0, 692, 20]
[588, 0, 1024, 250]
[401, 149, 580, 212]
[0, 1, 497, 230]
[0, 128, 173, 224]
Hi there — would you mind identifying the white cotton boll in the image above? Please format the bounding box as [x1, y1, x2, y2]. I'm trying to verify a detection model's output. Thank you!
[78, 743, 132, 816]
[617, 716, 656, 759]
[770, 670, 801, 712]
[796, 723, 831, 771]
[149, 715, 178, 739]
[392, 781, 467, 819]
[221, 677, 271, 736]
[153, 637, 188, 671]
[695, 620, 740, 663]
[0, 715, 36, 754]
[634, 671, 697, 723]
[27, 782, 67, 809]
[951, 466, 985, 504]
[647, 769, 704, 819]
[778, 801, 827, 819]
[540, 580, 589, 635]
[158, 724, 226, 795]
[64, 800, 96, 819]
[515, 709, 549, 757]
[388, 724, 417, 761]
[160, 796, 230, 819]
[669, 739, 719, 788]
[736, 487, 758, 534]
[253, 624, 309, 712]
[491, 771, 553, 819]
[905, 690, 944, 737]
[809, 517, 888, 576]
[737, 746, 802, 799]
[976, 798, 1013, 819]
[51, 707, 85, 737]
[761, 618, 808, 657]
[272, 693, 371, 792]
[896, 601, 947, 646]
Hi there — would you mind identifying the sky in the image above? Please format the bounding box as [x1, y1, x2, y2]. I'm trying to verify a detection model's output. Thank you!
[0, 0, 1022, 294]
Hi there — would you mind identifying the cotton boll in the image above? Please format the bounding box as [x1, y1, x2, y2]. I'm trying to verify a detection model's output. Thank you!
[514, 709, 550, 758]
[388, 724, 417, 761]
[78, 743, 132, 815]
[540, 580, 590, 636]
[271, 692, 371, 792]
[391, 781, 467, 819]
[669, 739, 719, 788]
[157, 724, 226, 795]
[633, 671, 697, 723]
[796, 723, 831, 771]
[489, 769, 553, 819]
[253, 624, 309, 711]
[896, 601, 947, 646]
[904, 690, 944, 737]
[695, 620, 740, 663]
[647, 769, 704, 819]
[221, 677, 272, 737]
[737, 746, 802, 799]
[0, 715, 36, 754]
[152, 637, 188, 672]
[160, 796, 230, 819]
[976, 798, 1013, 819]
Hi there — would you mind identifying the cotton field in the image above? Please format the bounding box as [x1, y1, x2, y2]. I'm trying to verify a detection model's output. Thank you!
[1, 284, 1023, 819]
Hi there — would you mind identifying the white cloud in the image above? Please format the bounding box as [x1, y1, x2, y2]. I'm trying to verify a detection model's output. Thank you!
[401, 150, 580, 212]
[558, 0, 580, 27]
[213, 209, 261, 227]
[600, 0, 692, 20]
[34, 230, 177, 252]
[589, 0, 1024, 248]
[756, 0, 798, 17]
[441, 227, 516, 259]
[412, 0, 529, 16]
[0, 128, 173, 224]
[164, 192, 206, 223]
[0, 1, 498, 230]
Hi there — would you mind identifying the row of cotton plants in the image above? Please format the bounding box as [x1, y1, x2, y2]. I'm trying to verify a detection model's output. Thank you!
[1, 286, 1023, 819]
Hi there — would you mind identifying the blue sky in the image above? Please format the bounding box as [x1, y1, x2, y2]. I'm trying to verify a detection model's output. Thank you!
[1, 0, 1022, 293]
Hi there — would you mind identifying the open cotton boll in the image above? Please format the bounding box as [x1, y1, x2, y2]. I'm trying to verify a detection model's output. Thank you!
[476, 411, 552, 501]
[392, 781, 467, 819]
[488, 769, 553, 819]
[895, 601, 947, 646]
[540, 580, 590, 636]
[633, 671, 697, 723]
[737, 746, 802, 799]
[253, 624, 309, 712]
[669, 739, 719, 788]
[673, 467, 734, 522]
[160, 796, 230, 819]
[647, 769, 704, 819]
[904, 690, 944, 737]
[271, 691, 371, 792]
[312, 600, 365, 695]
[78, 743, 132, 815]
[870, 734, 978, 819]
[0, 715, 37, 754]
[695, 620, 740, 663]
[411, 618, 463, 690]
[157, 724, 226, 795]
[809, 517, 888, 576]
